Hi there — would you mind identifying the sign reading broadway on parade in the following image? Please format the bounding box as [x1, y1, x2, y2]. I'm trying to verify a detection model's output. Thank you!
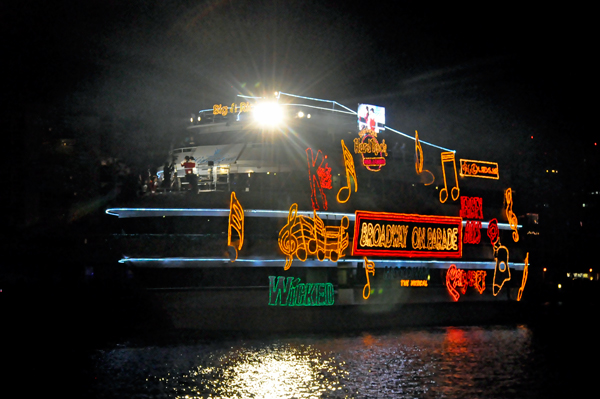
[352, 211, 463, 258]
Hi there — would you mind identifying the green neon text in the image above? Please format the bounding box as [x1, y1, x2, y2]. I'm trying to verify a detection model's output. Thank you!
[268, 276, 335, 306]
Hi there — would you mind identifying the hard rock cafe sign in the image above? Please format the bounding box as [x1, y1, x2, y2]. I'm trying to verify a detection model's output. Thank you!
[354, 129, 388, 172]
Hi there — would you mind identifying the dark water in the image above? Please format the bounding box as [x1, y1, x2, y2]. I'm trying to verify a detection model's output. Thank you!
[85, 321, 592, 399]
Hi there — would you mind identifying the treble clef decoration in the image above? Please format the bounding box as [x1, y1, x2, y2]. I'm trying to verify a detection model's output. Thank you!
[504, 188, 519, 242]
[279, 204, 299, 270]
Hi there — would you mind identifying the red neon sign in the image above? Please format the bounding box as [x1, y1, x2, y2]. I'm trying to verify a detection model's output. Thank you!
[446, 264, 486, 301]
[353, 211, 463, 258]
[306, 148, 332, 210]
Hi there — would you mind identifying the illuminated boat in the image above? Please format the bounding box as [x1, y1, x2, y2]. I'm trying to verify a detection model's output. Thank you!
[105, 92, 537, 334]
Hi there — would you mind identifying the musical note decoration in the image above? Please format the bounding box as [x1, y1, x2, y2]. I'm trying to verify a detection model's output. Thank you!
[504, 188, 519, 242]
[337, 140, 358, 203]
[227, 191, 244, 261]
[306, 148, 332, 210]
[517, 252, 529, 301]
[414, 131, 434, 185]
[278, 203, 350, 270]
[363, 257, 376, 299]
[439, 151, 460, 203]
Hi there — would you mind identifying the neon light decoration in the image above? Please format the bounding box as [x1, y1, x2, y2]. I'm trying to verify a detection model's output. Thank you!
[227, 192, 244, 261]
[517, 252, 529, 301]
[487, 218, 499, 245]
[213, 102, 253, 116]
[459, 159, 499, 180]
[439, 152, 460, 203]
[353, 211, 462, 258]
[446, 264, 487, 301]
[504, 188, 519, 242]
[306, 148, 332, 210]
[460, 197, 483, 219]
[492, 239, 511, 296]
[414, 131, 434, 185]
[337, 140, 358, 203]
[278, 203, 350, 270]
[464, 221, 482, 244]
[363, 257, 376, 299]
[354, 129, 388, 172]
[268, 276, 334, 306]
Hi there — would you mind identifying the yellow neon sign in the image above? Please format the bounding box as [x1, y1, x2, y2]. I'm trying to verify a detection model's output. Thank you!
[459, 159, 499, 180]
[439, 152, 460, 203]
[337, 140, 358, 203]
[213, 102, 253, 116]
[504, 188, 519, 242]
[414, 131, 434, 185]
[517, 252, 529, 301]
[278, 203, 349, 270]
[363, 256, 375, 299]
[227, 191, 244, 261]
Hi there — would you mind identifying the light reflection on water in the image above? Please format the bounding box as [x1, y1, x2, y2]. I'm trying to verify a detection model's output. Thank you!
[91, 325, 568, 398]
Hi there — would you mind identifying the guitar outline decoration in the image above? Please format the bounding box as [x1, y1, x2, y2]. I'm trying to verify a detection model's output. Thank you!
[488, 218, 511, 296]
[439, 151, 460, 203]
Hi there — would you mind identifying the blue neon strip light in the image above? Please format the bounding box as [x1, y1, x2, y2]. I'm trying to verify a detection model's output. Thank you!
[105, 208, 521, 230]
[119, 256, 526, 270]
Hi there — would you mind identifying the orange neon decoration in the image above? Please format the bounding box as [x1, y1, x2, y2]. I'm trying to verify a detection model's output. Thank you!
[278, 203, 349, 270]
[459, 159, 499, 180]
[517, 252, 529, 301]
[306, 148, 332, 210]
[446, 264, 486, 301]
[504, 188, 519, 242]
[439, 152, 460, 203]
[337, 140, 358, 203]
[354, 129, 387, 172]
[213, 102, 253, 116]
[363, 256, 376, 299]
[227, 191, 244, 261]
[414, 131, 434, 185]
[492, 238, 511, 296]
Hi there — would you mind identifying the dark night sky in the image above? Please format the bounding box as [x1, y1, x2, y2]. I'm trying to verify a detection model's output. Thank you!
[4, 1, 593, 171]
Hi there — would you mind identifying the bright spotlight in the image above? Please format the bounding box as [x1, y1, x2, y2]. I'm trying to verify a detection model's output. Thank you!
[297, 111, 305, 118]
[253, 102, 284, 126]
